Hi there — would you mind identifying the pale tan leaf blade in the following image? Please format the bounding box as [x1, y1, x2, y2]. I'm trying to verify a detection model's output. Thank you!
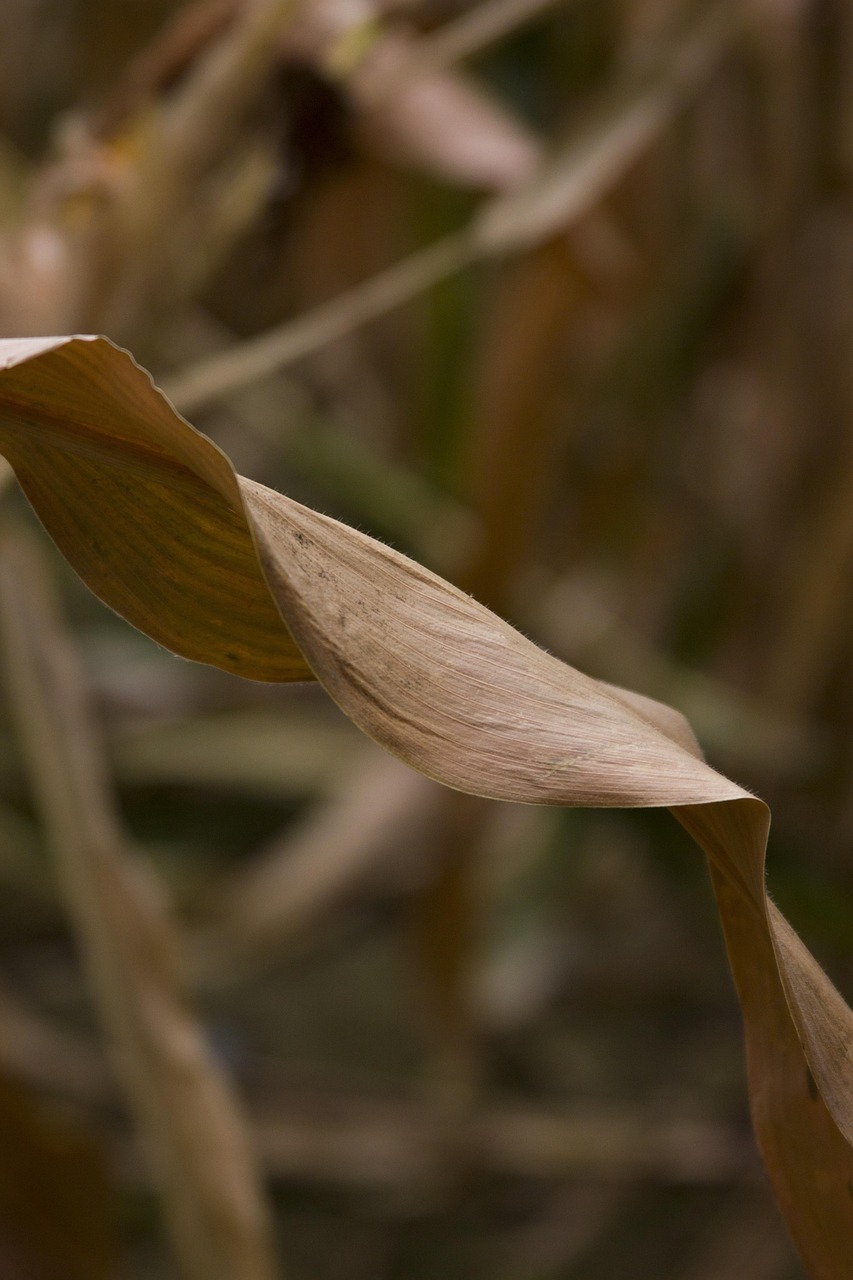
[678, 805, 853, 1279]
[241, 475, 742, 810]
[0, 335, 311, 681]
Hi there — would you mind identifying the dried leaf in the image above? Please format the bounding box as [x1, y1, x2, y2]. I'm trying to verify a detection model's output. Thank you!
[0, 336, 310, 680]
[0, 335, 852, 1278]
[279, 0, 540, 191]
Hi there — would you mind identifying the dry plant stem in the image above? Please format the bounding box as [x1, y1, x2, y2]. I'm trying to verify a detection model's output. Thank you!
[91, 0, 243, 138]
[463, 237, 578, 612]
[411, 788, 492, 1103]
[196, 752, 436, 984]
[253, 1091, 752, 1188]
[0, 982, 115, 1108]
[100, 0, 558, 133]
[750, 6, 824, 710]
[758, 6, 853, 716]
[0, 533, 279, 1280]
[371, 0, 566, 90]
[763, 439, 853, 717]
[412, 239, 580, 1105]
[838, 0, 853, 182]
[163, 0, 742, 414]
[163, 231, 474, 412]
[142, 0, 298, 174]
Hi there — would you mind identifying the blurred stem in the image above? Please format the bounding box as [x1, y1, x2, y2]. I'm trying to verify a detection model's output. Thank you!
[461, 237, 579, 611]
[411, 790, 491, 1104]
[412, 240, 579, 1101]
[376, 0, 567, 89]
[0, 530, 279, 1280]
[753, 7, 836, 713]
[164, 231, 475, 412]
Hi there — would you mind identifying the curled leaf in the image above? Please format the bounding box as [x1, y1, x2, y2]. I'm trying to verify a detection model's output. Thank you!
[0, 335, 852, 1277]
[0, 336, 309, 681]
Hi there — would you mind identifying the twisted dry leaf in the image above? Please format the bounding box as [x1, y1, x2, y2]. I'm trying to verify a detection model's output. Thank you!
[0, 335, 851, 1276]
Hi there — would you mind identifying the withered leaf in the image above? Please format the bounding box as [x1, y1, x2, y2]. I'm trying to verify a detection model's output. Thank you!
[0, 335, 851, 1277]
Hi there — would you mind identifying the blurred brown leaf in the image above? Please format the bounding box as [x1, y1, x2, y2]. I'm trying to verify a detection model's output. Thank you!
[351, 31, 539, 191]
